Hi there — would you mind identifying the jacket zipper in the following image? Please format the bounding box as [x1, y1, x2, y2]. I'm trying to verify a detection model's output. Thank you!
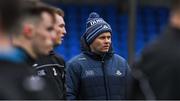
[101, 58, 110, 99]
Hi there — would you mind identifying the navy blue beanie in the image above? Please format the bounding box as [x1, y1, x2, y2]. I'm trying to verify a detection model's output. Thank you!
[84, 12, 112, 45]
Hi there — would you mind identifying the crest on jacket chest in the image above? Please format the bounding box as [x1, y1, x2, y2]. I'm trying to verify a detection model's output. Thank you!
[85, 70, 95, 77]
[115, 70, 122, 76]
[37, 69, 46, 76]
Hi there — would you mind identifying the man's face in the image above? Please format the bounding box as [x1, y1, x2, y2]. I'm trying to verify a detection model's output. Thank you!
[53, 13, 66, 45]
[90, 32, 111, 53]
[32, 12, 55, 56]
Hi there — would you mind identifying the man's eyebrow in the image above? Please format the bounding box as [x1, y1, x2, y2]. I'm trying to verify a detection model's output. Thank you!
[59, 24, 65, 27]
[47, 26, 54, 31]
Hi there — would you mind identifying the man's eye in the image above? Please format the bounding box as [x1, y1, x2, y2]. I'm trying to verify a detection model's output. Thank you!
[59, 24, 65, 28]
[100, 37, 105, 39]
[47, 27, 53, 31]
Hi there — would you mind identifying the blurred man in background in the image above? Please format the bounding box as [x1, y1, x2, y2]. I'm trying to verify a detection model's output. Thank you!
[12, 1, 55, 65]
[0, 0, 34, 99]
[0, 0, 58, 99]
[66, 12, 130, 100]
[11, 0, 61, 99]
[128, 0, 180, 100]
[33, 7, 67, 99]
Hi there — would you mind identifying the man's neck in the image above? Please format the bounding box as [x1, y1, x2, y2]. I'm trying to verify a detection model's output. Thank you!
[12, 37, 37, 60]
[0, 35, 12, 49]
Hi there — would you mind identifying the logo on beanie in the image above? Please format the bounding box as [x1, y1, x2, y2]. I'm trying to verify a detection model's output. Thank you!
[103, 25, 109, 29]
[90, 19, 105, 26]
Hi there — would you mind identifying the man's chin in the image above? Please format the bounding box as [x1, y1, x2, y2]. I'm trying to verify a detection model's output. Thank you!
[97, 50, 109, 54]
[101, 50, 109, 53]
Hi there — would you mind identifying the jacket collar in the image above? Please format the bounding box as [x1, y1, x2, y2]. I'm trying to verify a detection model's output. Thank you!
[15, 46, 36, 66]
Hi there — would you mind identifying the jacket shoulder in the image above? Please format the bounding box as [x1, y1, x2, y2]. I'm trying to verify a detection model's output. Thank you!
[113, 54, 127, 62]
[67, 53, 87, 64]
[66, 53, 89, 71]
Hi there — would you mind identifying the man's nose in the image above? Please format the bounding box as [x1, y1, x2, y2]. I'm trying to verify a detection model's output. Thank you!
[105, 37, 111, 43]
[63, 27, 67, 35]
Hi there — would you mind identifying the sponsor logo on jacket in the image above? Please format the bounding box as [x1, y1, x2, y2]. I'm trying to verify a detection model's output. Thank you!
[85, 70, 95, 77]
[37, 70, 46, 76]
[116, 70, 122, 76]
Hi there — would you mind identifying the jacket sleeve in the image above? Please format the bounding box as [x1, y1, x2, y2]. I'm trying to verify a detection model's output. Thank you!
[66, 61, 81, 100]
[122, 58, 133, 99]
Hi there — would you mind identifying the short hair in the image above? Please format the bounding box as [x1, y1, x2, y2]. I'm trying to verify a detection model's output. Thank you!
[50, 7, 65, 17]
[54, 8, 65, 17]
[0, 0, 24, 34]
[22, 0, 55, 23]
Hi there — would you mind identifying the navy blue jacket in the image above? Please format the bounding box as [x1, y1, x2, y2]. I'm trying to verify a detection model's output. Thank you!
[66, 36, 130, 100]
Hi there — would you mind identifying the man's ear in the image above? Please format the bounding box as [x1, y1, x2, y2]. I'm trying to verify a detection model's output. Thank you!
[22, 24, 34, 38]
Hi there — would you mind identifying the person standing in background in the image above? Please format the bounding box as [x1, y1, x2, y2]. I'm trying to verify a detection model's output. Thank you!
[128, 0, 180, 100]
[66, 12, 131, 100]
[12, 1, 56, 66]
[11, 0, 61, 99]
[0, 0, 58, 99]
[33, 7, 67, 99]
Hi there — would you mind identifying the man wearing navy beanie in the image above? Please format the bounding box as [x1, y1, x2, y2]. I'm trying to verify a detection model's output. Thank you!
[66, 12, 131, 100]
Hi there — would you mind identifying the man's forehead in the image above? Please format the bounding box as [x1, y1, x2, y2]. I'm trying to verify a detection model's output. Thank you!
[41, 12, 54, 22]
[55, 14, 64, 24]
[98, 32, 111, 37]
